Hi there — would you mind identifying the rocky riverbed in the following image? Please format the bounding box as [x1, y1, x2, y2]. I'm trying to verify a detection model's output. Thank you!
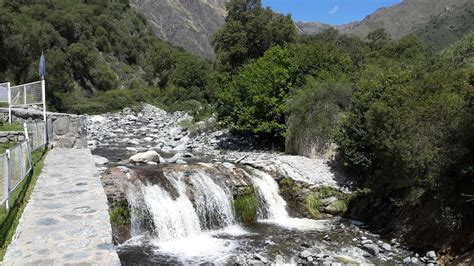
[88, 104, 441, 265]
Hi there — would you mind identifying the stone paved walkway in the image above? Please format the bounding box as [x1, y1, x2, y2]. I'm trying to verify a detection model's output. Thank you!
[3, 148, 120, 265]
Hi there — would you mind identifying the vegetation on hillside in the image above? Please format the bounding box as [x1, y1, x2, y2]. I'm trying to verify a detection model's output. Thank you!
[0, 0, 213, 114]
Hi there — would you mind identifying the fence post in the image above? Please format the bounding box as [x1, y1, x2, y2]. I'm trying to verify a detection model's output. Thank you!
[7, 82, 11, 124]
[4, 149, 11, 211]
[23, 85, 27, 107]
[41, 80, 47, 145]
[24, 123, 33, 171]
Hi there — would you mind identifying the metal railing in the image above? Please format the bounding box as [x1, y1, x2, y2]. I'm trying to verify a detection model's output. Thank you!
[10, 81, 43, 107]
[0, 80, 46, 124]
[0, 82, 9, 103]
[0, 122, 46, 210]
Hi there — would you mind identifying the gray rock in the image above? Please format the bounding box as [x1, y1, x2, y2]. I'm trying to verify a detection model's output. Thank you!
[307, 256, 313, 262]
[300, 250, 312, 259]
[426, 251, 436, 259]
[93, 155, 109, 165]
[363, 244, 380, 256]
[254, 254, 268, 263]
[116, 166, 129, 173]
[381, 243, 391, 251]
[129, 151, 160, 164]
[403, 257, 411, 264]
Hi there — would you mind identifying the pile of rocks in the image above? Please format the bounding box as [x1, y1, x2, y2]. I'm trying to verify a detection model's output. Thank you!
[87, 104, 229, 156]
[0, 131, 25, 144]
[403, 251, 438, 265]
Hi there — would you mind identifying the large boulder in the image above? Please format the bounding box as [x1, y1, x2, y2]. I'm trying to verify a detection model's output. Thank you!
[129, 150, 160, 164]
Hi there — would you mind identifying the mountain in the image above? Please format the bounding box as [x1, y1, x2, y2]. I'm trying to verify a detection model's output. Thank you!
[130, 0, 229, 59]
[297, 0, 473, 50]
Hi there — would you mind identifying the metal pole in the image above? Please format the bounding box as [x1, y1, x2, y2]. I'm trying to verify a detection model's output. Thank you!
[5, 149, 11, 211]
[7, 82, 11, 124]
[41, 80, 47, 145]
[23, 85, 26, 107]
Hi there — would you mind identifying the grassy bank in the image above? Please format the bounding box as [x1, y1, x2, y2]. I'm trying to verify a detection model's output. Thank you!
[0, 148, 47, 260]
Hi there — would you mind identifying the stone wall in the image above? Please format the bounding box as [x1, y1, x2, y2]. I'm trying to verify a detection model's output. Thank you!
[0, 108, 87, 148]
[0, 131, 25, 144]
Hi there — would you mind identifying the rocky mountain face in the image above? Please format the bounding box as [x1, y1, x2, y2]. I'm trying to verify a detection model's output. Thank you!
[130, 0, 229, 59]
[298, 0, 472, 49]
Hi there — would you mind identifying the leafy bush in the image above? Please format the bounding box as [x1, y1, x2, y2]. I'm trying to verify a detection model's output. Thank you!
[233, 186, 257, 223]
[286, 75, 352, 157]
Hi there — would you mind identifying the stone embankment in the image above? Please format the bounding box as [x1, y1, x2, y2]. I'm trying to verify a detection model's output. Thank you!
[0, 131, 25, 144]
[0, 107, 87, 148]
[3, 149, 120, 265]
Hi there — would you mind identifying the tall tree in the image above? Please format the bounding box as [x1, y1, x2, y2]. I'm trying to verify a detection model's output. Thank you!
[212, 0, 296, 72]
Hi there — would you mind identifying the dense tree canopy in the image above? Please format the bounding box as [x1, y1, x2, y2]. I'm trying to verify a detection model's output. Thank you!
[212, 0, 296, 72]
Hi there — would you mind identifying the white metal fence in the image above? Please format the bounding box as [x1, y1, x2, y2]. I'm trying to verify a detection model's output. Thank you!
[0, 82, 9, 103]
[0, 80, 46, 124]
[0, 122, 46, 210]
[10, 81, 43, 107]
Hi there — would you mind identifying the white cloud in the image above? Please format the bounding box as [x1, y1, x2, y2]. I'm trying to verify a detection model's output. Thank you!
[328, 5, 339, 15]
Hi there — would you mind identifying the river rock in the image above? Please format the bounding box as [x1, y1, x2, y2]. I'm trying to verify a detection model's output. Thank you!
[254, 254, 268, 263]
[300, 250, 312, 259]
[403, 257, 411, 264]
[129, 151, 160, 164]
[381, 243, 391, 251]
[93, 155, 109, 165]
[363, 244, 380, 256]
[426, 251, 436, 259]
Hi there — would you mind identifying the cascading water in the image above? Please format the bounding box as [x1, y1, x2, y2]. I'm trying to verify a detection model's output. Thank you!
[128, 169, 237, 241]
[188, 170, 236, 229]
[118, 164, 411, 264]
[249, 168, 290, 220]
[248, 167, 331, 231]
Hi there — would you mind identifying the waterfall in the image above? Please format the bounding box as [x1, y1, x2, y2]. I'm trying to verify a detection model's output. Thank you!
[128, 168, 236, 242]
[248, 167, 331, 231]
[249, 168, 290, 220]
[188, 171, 236, 229]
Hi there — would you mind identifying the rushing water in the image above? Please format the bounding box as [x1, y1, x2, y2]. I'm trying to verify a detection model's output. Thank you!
[117, 164, 410, 264]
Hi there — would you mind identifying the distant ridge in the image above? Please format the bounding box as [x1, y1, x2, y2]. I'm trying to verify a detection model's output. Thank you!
[130, 0, 229, 59]
[297, 0, 473, 50]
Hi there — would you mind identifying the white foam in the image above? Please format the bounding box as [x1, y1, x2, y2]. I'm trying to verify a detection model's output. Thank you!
[154, 233, 237, 261]
[259, 218, 332, 231]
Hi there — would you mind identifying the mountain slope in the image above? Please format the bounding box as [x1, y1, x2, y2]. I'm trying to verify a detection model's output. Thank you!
[130, 0, 229, 59]
[298, 0, 473, 50]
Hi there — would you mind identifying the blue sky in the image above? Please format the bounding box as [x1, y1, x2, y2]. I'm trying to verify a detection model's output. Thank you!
[262, 0, 401, 25]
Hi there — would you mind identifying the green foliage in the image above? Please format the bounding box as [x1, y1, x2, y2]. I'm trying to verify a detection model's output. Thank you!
[336, 35, 474, 207]
[0, 0, 214, 113]
[439, 32, 474, 67]
[305, 193, 320, 218]
[286, 75, 352, 156]
[217, 45, 296, 139]
[327, 200, 348, 214]
[233, 186, 257, 223]
[0, 122, 23, 132]
[110, 201, 131, 227]
[212, 0, 296, 72]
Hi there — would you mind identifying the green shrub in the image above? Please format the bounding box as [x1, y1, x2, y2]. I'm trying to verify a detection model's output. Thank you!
[233, 186, 257, 223]
[305, 193, 320, 218]
[110, 201, 130, 227]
